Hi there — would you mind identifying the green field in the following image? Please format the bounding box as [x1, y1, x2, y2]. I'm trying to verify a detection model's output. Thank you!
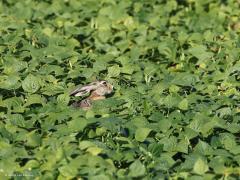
[0, 0, 240, 179]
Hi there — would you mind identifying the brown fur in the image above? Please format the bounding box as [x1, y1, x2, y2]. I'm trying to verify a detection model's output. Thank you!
[71, 80, 113, 110]
[88, 91, 106, 101]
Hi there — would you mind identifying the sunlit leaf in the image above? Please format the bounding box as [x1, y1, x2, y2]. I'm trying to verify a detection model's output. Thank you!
[135, 128, 151, 142]
[128, 160, 146, 177]
[193, 158, 209, 175]
[22, 74, 41, 93]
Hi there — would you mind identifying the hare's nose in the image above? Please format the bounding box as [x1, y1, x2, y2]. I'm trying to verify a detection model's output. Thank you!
[109, 84, 114, 89]
[112, 86, 116, 91]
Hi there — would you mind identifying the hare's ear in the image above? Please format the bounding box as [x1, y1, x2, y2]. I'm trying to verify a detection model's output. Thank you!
[70, 83, 98, 96]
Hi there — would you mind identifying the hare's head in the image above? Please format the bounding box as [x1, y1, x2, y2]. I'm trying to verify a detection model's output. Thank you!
[94, 80, 113, 96]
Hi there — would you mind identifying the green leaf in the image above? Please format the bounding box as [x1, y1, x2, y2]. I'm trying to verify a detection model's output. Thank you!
[24, 94, 46, 107]
[163, 94, 181, 108]
[188, 45, 213, 62]
[132, 117, 148, 128]
[169, 84, 180, 93]
[58, 165, 77, 178]
[216, 107, 231, 118]
[172, 73, 198, 86]
[128, 160, 146, 177]
[155, 154, 175, 171]
[3, 97, 24, 113]
[194, 140, 213, 155]
[135, 128, 151, 142]
[161, 136, 177, 152]
[57, 93, 70, 105]
[178, 99, 188, 110]
[193, 158, 209, 175]
[22, 74, 41, 93]
[220, 133, 236, 151]
[79, 141, 95, 150]
[68, 118, 87, 132]
[91, 174, 109, 180]
[158, 119, 172, 132]
[177, 139, 189, 153]
[0, 75, 21, 90]
[8, 114, 25, 127]
[148, 143, 163, 157]
[86, 146, 103, 156]
[24, 160, 40, 169]
[25, 130, 41, 147]
[107, 65, 121, 77]
[41, 84, 65, 96]
[121, 64, 134, 74]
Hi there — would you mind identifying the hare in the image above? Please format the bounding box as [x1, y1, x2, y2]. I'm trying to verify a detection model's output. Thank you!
[70, 80, 113, 109]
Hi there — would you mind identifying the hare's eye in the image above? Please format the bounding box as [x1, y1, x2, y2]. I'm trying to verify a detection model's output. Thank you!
[102, 81, 107, 85]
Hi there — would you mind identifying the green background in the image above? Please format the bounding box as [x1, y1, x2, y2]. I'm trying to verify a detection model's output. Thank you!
[0, 0, 240, 179]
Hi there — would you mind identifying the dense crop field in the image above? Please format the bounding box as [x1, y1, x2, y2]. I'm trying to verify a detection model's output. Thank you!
[0, 0, 240, 179]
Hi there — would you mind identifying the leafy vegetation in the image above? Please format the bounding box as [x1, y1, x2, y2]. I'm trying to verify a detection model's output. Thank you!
[0, 0, 240, 179]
